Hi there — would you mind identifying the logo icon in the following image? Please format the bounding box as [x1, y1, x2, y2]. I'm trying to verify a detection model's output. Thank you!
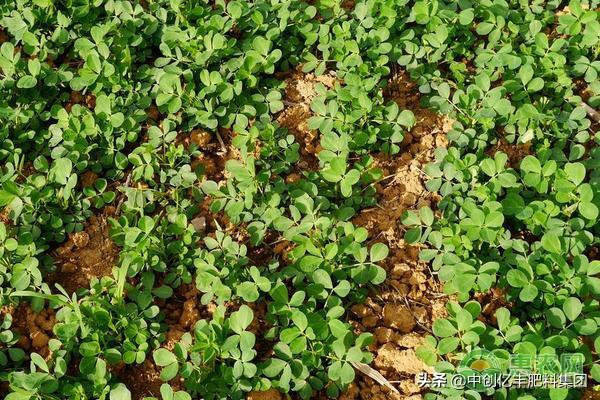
[457, 349, 502, 391]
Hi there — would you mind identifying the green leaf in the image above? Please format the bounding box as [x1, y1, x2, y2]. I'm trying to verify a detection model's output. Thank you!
[564, 162, 586, 185]
[50, 158, 73, 185]
[507, 269, 529, 288]
[562, 297, 582, 321]
[402, 211, 421, 226]
[262, 358, 286, 377]
[298, 255, 322, 272]
[154, 348, 177, 367]
[541, 233, 562, 254]
[579, 202, 598, 220]
[520, 156, 541, 173]
[291, 310, 308, 331]
[17, 75, 37, 89]
[160, 362, 179, 381]
[458, 9, 474, 25]
[546, 308, 567, 328]
[437, 337, 459, 354]
[339, 362, 355, 384]
[432, 319, 456, 337]
[573, 318, 597, 335]
[138, 216, 155, 233]
[313, 269, 333, 289]
[456, 309, 473, 331]
[329, 319, 349, 338]
[419, 207, 434, 226]
[227, 1, 243, 18]
[230, 305, 253, 334]
[549, 388, 569, 400]
[496, 308, 510, 331]
[110, 384, 131, 400]
[369, 243, 388, 263]
[75, 37, 95, 53]
[416, 344, 437, 365]
[591, 364, 600, 382]
[527, 77, 544, 92]
[519, 283, 538, 302]
[404, 227, 421, 243]
[236, 282, 259, 302]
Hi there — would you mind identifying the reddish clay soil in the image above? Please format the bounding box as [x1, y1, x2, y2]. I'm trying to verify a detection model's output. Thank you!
[247, 388, 284, 400]
[487, 139, 532, 168]
[193, 195, 248, 242]
[160, 283, 203, 350]
[1, 304, 56, 359]
[584, 387, 600, 400]
[244, 69, 452, 400]
[114, 359, 170, 399]
[188, 126, 241, 182]
[115, 283, 203, 400]
[80, 170, 98, 188]
[341, 69, 452, 400]
[189, 128, 213, 149]
[473, 288, 511, 326]
[185, 125, 254, 242]
[277, 68, 337, 171]
[51, 207, 120, 293]
[0, 207, 10, 225]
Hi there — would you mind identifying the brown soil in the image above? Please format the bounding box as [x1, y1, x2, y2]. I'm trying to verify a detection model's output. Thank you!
[68, 91, 95, 109]
[348, 69, 452, 399]
[575, 78, 594, 103]
[80, 171, 98, 188]
[353, 69, 450, 235]
[194, 196, 235, 236]
[2, 304, 56, 358]
[70, 91, 83, 104]
[188, 127, 241, 182]
[177, 127, 214, 151]
[473, 287, 511, 326]
[0, 207, 10, 225]
[583, 387, 600, 400]
[374, 343, 434, 376]
[574, 80, 600, 136]
[276, 68, 337, 171]
[587, 246, 600, 261]
[272, 239, 294, 265]
[15, 163, 35, 184]
[160, 283, 203, 350]
[247, 235, 277, 268]
[115, 282, 203, 400]
[147, 105, 161, 121]
[247, 388, 283, 400]
[247, 301, 269, 338]
[51, 207, 120, 293]
[487, 139, 532, 168]
[116, 359, 168, 400]
[190, 129, 213, 149]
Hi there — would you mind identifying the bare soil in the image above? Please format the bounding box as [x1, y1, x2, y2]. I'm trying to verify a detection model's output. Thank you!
[344, 69, 452, 400]
[50, 207, 120, 293]
[1, 303, 56, 359]
[487, 139, 532, 168]
[114, 359, 170, 400]
[277, 68, 337, 171]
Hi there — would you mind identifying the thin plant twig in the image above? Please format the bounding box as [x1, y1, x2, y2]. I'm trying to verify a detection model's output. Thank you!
[215, 130, 227, 155]
[350, 361, 400, 394]
[582, 102, 600, 123]
[115, 172, 132, 215]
